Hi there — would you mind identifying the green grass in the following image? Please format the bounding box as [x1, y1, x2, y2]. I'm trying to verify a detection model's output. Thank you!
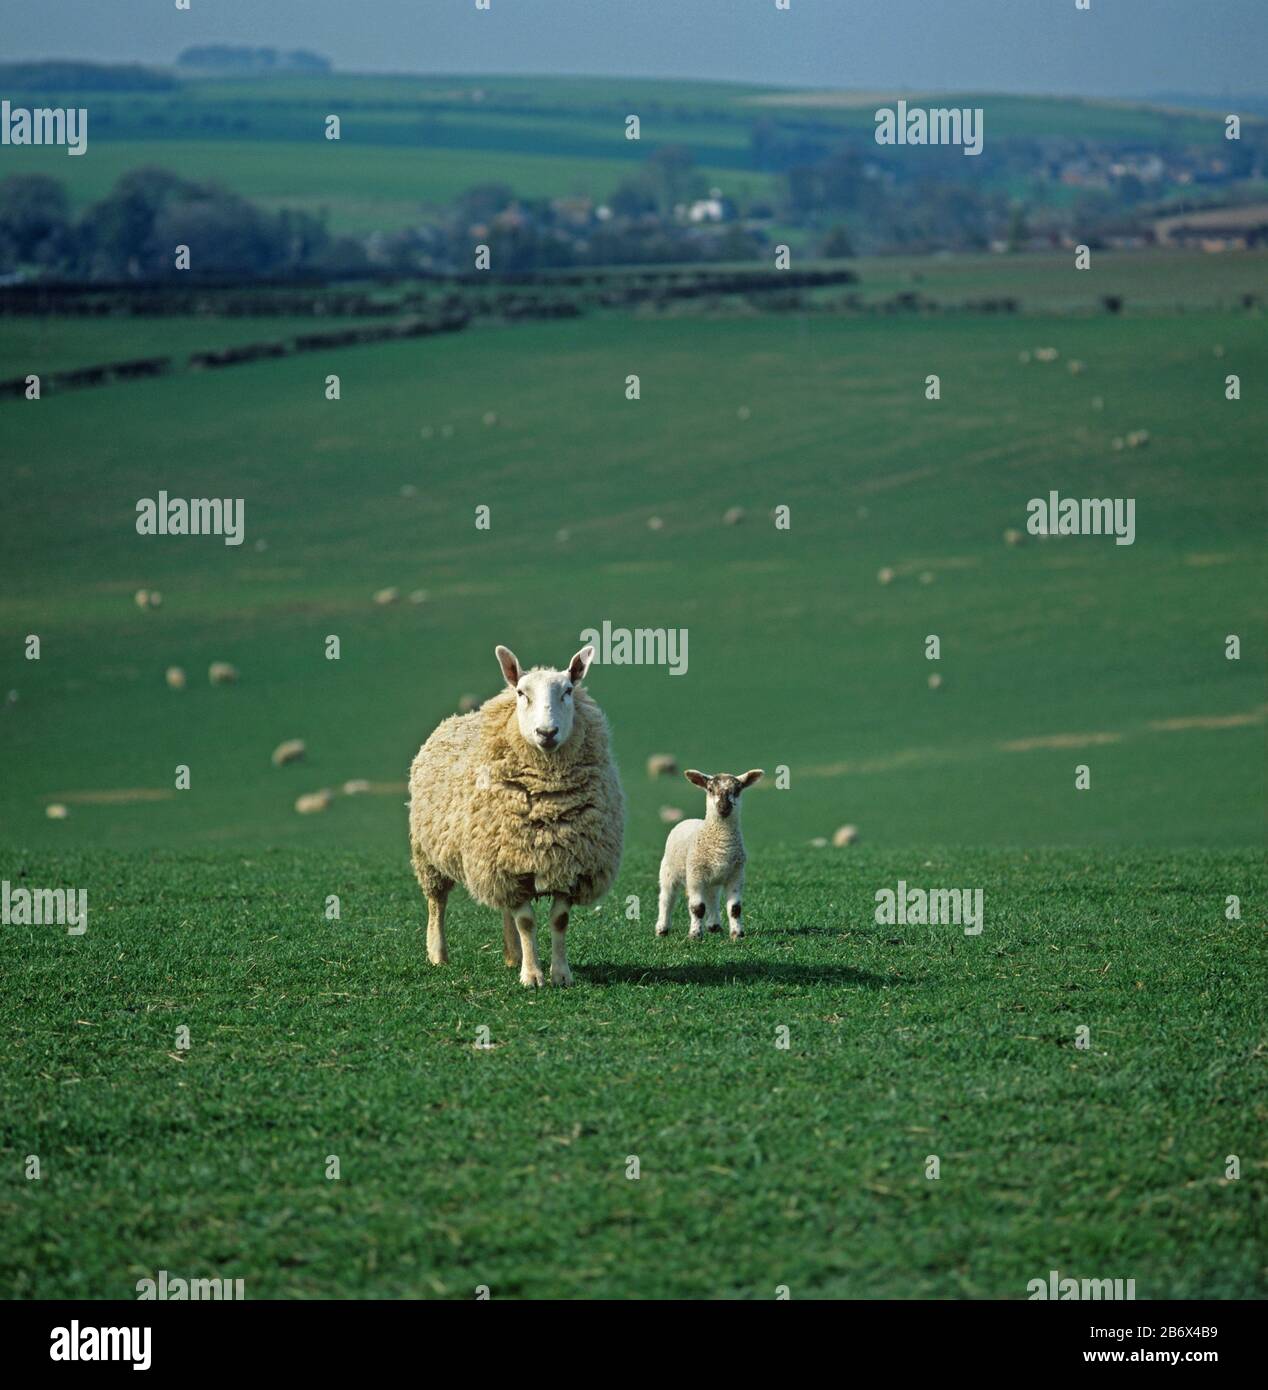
[1, 846, 1261, 1299]
[1, 276, 1263, 853]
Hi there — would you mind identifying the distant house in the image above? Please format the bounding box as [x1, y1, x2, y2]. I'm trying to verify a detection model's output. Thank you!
[682, 189, 737, 224]
[1154, 203, 1268, 250]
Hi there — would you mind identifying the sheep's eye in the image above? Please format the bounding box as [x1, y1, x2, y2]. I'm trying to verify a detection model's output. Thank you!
[564, 686, 573, 697]
[516, 689, 525, 698]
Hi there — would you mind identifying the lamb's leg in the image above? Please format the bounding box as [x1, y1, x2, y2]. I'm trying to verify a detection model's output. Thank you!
[513, 902, 545, 988]
[502, 909, 522, 967]
[725, 866, 745, 941]
[654, 861, 678, 937]
[707, 885, 724, 934]
[687, 875, 709, 941]
[548, 894, 573, 988]
[426, 886, 451, 965]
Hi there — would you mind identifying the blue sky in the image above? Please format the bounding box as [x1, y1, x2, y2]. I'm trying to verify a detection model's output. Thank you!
[7, 0, 1266, 98]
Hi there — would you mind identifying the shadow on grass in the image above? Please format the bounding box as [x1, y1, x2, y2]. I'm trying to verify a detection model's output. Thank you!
[580, 961, 891, 989]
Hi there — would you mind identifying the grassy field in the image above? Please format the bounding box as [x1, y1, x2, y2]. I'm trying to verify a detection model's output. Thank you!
[2, 262, 1263, 854]
[0, 246, 1263, 1299]
[2, 73, 1246, 235]
[1, 845, 1262, 1299]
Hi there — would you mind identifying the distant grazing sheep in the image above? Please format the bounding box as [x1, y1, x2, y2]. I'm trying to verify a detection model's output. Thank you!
[723, 506, 745, 526]
[295, 790, 333, 814]
[832, 824, 860, 847]
[408, 643, 624, 988]
[373, 587, 400, 606]
[272, 739, 306, 767]
[46, 803, 69, 820]
[457, 693, 481, 713]
[646, 753, 678, 779]
[343, 779, 371, 795]
[659, 806, 684, 825]
[877, 567, 895, 585]
[208, 661, 238, 685]
[165, 666, 186, 690]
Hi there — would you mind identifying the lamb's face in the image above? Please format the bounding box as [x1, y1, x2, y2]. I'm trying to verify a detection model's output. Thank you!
[495, 643, 595, 754]
[684, 768, 764, 818]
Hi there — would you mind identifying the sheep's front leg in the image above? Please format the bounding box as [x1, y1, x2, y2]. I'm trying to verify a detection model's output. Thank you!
[549, 894, 573, 987]
[513, 903, 545, 988]
[706, 886, 724, 934]
[426, 887, 450, 965]
[725, 866, 746, 941]
[502, 909, 522, 967]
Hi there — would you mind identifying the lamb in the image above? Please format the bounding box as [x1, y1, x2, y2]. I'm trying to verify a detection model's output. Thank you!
[408, 643, 624, 988]
[654, 768, 762, 941]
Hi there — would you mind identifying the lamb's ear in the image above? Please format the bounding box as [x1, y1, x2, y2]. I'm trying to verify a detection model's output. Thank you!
[567, 644, 595, 684]
[739, 769, 764, 789]
[684, 769, 710, 789]
[495, 645, 521, 688]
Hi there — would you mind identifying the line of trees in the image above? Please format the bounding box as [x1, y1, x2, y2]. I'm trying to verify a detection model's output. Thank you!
[0, 170, 367, 280]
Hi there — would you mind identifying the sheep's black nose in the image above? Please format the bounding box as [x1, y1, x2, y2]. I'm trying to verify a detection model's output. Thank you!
[537, 726, 558, 741]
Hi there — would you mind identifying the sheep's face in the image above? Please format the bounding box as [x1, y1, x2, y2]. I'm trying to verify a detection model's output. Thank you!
[496, 644, 595, 754]
[684, 768, 764, 819]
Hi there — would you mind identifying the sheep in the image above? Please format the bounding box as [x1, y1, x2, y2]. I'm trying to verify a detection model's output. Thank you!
[723, 506, 745, 526]
[832, 824, 860, 847]
[46, 803, 69, 820]
[165, 666, 187, 690]
[373, 587, 400, 606]
[646, 753, 678, 779]
[208, 661, 238, 685]
[877, 566, 895, 585]
[342, 778, 371, 795]
[654, 768, 762, 941]
[295, 789, 332, 814]
[271, 739, 306, 767]
[408, 643, 624, 988]
[659, 805, 684, 825]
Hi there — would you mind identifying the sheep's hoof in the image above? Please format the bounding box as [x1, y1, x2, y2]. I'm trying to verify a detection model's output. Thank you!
[708, 923, 722, 934]
[687, 925, 702, 941]
[655, 925, 669, 937]
[551, 965, 574, 988]
[428, 950, 449, 965]
[730, 926, 744, 941]
[519, 967, 545, 988]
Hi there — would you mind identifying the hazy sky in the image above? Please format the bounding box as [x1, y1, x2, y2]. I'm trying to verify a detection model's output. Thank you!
[7, 0, 1265, 98]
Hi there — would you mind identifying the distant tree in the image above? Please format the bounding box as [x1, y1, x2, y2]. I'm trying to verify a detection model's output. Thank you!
[0, 175, 71, 261]
[820, 224, 855, 258]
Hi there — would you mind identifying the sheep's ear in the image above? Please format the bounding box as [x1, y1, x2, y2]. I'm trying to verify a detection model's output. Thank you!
[567, 645, 595, 684]
[495, 645, 521, 688]
[739, 769, 764, 789]
[684, 769, 710, 789]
